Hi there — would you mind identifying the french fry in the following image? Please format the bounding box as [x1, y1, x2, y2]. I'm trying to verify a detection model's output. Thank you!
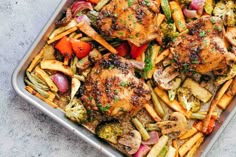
[77, 21, 117, 54]
[47, 91, 56, 102]
[144, 104, 161, 122]
[169, 1, 187, 32]
[25, 86, 57, 108]
[73, 33, 83, 39]
[178, 132, 203, 157]
[156, 13, 165, 27]
[49, 19, 77, 40]
[172, 140, 179, 157]
[203, 79, 233, 133]
[154, 87, 191, 118]
[47, 26, 78, 44]
[27, 49, 44, 72]
[185, 136, 204, 157]
[217, 94, 234, 110]
[40, 60, 74, 77]
[179, 127, 198, 140]
[154, 49, 170, 65]
[34, 66, 58, 92]
[193, 121, 203, 132]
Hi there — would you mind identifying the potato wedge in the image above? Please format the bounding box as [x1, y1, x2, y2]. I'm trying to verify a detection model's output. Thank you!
[40, 60, 73, 77]
[154, 49, 170, 65]
[144, 104, 161, 122]
[27, 49, 44, 72]
[179, 127, 198, 140]
[185, 136, 204, 157]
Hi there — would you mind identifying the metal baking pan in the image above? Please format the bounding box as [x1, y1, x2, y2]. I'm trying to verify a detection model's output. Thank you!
[11, 0, 236, 156]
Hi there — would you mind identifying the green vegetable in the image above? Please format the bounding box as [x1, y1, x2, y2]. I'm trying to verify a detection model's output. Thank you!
[148, 82, 165, 118]
[158, 146, 168, 157]
[145, 123, 159, 131]
[160, 22, 179, 44]
[132, 117, 150, 141]
[65, 98, 88, 124]
[161, 0, 172, 22]
[25, 79, 49, 98]
[190, 113, 206, 120]
[147, 135, 169, 157]
[143, 45, 153, 79]
[26, 71, 49, 90]
[94, 0, 110, 11]
[96, 120, 123, 144]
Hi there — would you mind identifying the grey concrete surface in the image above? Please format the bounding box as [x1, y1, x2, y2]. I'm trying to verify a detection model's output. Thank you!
[0, 0, 235, 157]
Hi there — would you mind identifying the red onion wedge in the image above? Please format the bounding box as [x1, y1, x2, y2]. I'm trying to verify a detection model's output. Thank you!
[142, 131, 159, 145]
[183, 8, 198, 19]
[71, 1, 93, 17]
[75, 14, 91, 25]
[133, 144, 151, 157]
[190, 0, 205, 11]
[52, 73, 69, 93]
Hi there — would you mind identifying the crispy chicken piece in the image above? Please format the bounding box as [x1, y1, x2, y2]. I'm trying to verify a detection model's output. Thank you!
[81, 54, 151, 117]
[97, 0, 160, 46]
[170, 16, 236, 74]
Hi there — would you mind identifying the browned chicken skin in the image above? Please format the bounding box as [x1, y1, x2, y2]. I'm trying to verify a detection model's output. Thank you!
[170, 16, 236, 74]
[81, 54, 151, 117]
[97, 0, 160, 46]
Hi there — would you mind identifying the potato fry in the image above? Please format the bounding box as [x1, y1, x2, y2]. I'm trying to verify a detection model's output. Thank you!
[217, 94, 234, 110]
[47, 26, 78, 44]
[154, 87, 191, 118]
[172, 140, 179, 157]
[203, 79, 233, 132]
[193, 121, 203, 132]
[156, 13, 165, 27]
[169, 1, 187, 32]
[144, 104, 161, 122]
[185, 136, 204, 157]
[49, 19, 77, 40]
[25, 86, 57, 108]
[154, 49, 170, 65]
[77, 21, 117, 54]
[178, 132, 203, 157]
[27, 49, 44, 72]
[34, 66, 58, 92]
[40, 60, 74, 77]
[48, 91, 56, 102]
[179, 127, 198, 140]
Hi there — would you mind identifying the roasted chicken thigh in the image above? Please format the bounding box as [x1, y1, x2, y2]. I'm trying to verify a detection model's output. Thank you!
[81, 54, 151, 117]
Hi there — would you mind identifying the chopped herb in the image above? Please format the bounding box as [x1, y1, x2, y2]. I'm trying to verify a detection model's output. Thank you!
[109, 64, 115, 70]
[120, 81, 130, 87]
[217, 26, 222, 32]
[77, 12, 82, 16]
[119, 19, 123, 22]
[89, 96, 93, 101]
[114, 95, 119, 102]
[87, 109, 92, 114]
[135, 33, 139, 37]
[199, 30, 206, 37]
[210, 18, 216, 24]
[192, 60, 199, 64]
[119, 107, 125, 112]
[128, 0, 134, 7]
[97, 104, 110, 112]
[144, 0, 151, 6]
[114, 89, 119, 94]
[118, 31, 124, 35]
[129, 35, 134, 39]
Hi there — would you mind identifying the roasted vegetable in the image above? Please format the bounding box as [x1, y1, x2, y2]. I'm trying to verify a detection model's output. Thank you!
[213, 0, 236, 26]
[65, 98, 88, 124]
[132, 117, 150, 141]
[160, 22, 179, 44]
[96, 120, 123, 144]
[177, 0, 191, 4]
[118, 130, 142, 154]
[147, 135, 169, 157]
[177, 87, 201, 112]
[215, 64, 236, 86]
[182, 78, 212, 103]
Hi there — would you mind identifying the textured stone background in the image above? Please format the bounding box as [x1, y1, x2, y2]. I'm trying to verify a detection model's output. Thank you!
[0, 0, 236, 157]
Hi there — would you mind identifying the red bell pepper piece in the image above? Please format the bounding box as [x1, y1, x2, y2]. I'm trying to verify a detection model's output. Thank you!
[55, 36, 73, 59]
[87, 0, 100, 4]
[70, 39, 91, 59]
[129, 42, 149, 59]
[116, 42, 130, 57]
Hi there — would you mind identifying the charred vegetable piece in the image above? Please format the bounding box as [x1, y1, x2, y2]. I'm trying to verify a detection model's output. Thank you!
[65, 98, 87, 124]
[55, 36, 73, 64]
[182, 78, 212, 103]
[118, 130, 142, 154]
[96, 120, 123, 144]
[156, 112, 187, 137]
[56, 8, 72, 26]
[177, 87, 201, 112]
[160, 22, 179, 44]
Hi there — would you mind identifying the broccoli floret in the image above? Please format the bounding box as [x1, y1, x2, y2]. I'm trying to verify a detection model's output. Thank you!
[160, 22, 179, 44]
[65, 98, 87, 124]
[213, 0, 236, 26]
[96, 120, 123, 144]
[177, 0, 191, 4]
